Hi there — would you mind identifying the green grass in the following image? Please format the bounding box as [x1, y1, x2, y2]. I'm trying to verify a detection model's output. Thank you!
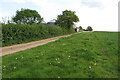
[2, 31, 119, 78]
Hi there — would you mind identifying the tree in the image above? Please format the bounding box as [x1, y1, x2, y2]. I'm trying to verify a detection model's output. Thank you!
[79, 26, 83, 30]
[12, 8, 43, 25]
[87, 26, 93, 31]
[55, 10, 79, 30]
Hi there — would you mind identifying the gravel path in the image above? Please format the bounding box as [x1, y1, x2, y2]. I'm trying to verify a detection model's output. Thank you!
[1, 33, 78, 56]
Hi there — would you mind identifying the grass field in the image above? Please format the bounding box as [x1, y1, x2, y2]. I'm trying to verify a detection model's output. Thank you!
[2, 31, 119, 78]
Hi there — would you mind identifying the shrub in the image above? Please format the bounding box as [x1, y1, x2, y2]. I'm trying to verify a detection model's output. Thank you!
[87, 26, 93, 31]
[79, 26, 83, 30]
[2, 23, 74, 46]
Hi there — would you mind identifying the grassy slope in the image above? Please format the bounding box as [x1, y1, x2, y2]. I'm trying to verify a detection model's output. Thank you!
[2, 31, 118, 78]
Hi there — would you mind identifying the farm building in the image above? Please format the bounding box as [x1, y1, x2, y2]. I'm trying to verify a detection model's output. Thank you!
[47, 19, 56, 26]
[74, 27, 80, 32]
[83, 29, 89, 31]
[74, 24, 80, 32]
[47, 22, 55, 25]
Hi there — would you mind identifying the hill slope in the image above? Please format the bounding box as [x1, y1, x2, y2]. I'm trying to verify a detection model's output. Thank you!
[2, 31, 119, 78]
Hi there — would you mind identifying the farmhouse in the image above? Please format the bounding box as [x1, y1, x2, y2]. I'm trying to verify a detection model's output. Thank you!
[83, 29, 89, 31]
[74, 24, 80, 32]
[41, 20, 46, 24]
[47, 22, 55, 25]
[75, 27, 80, 32]
[47, 19, 56, 26]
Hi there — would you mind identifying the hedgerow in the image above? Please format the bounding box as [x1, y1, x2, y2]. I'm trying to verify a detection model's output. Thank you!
[2, 23, 75, 46]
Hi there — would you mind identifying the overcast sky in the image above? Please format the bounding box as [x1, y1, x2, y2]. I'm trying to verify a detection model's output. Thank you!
[0, 0, 119, 31]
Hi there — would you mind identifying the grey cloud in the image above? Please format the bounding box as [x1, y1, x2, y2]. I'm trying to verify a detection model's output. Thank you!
[81, 0, 102, 8]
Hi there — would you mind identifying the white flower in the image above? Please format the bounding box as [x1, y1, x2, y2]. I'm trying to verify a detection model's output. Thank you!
[58, 61, 60, 63]
[89, 66, 91, 69]
[58, 76, 60, 78]
[16, 58, 17, 60]
[94, 63, 96, 66]
[56, 58, 60, 61]
[14, 67, 16, 69]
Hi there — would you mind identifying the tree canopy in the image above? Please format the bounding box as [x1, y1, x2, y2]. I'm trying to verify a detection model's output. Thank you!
[79, 26, 83, 30]
[12, 8, 43, 25]
[55, 10, 79, 30]
[87, 26, 93, 31]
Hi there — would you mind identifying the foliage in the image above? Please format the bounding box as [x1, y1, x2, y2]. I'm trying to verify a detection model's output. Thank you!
[87, 26, 93, 31]
[12, 8, 43, 25]
[79, 26, 83, 30]
[2, 32, 118, 78]
[55, 10, 79, 31]
[2, 23, 73, 46]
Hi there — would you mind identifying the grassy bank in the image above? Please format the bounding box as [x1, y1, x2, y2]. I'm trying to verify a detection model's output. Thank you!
[2, 31, 118, 78]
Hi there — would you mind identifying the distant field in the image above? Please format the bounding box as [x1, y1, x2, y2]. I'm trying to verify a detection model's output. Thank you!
[2, 31, 119, 78]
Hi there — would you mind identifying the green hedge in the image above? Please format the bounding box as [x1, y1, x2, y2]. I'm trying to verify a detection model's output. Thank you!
[2, 23, 75, 46]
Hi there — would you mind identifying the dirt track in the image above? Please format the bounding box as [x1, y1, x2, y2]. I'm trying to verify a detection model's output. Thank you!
[1, 33, 78, 56]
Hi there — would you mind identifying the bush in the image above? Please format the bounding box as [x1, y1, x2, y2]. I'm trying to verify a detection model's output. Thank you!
[87, 26, 93, 31]
[79, 26, 83, 30]
[2, 23, 74, 46]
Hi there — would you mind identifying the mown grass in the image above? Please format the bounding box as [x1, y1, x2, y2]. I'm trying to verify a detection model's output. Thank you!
[2, 31, 119, 78]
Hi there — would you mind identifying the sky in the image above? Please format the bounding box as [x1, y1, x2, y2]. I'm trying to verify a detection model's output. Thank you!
[0, 0, 119, 31]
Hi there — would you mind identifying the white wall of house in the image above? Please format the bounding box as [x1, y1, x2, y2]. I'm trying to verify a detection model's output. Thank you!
[77, 28, 79, 32]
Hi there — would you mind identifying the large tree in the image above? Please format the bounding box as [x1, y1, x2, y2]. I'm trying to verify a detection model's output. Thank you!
[55, 10, 79, 30]
[87, 26, 93, 31]
[79, 26, 83, 30]
[13, 8, 43, 25]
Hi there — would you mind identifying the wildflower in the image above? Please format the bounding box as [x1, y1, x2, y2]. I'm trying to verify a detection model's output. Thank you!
[50, 63, 51, 65]
[68, 56, 70, 58]
[58, 76, 60, 78]
[89, 66, 91, 69]
[16, 58, 17, 60]
[56, 58, 58, 61]
[14, 67, 16, 69]
[58, 61, 60, 63]
[94, 63, 96, 66]
[3, 66, 6, 68]
[21, 56, 24, 59]
[3, 69, 5, 70]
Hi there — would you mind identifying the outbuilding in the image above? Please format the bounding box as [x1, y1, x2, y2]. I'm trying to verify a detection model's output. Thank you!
[75, 27, 80, 32]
